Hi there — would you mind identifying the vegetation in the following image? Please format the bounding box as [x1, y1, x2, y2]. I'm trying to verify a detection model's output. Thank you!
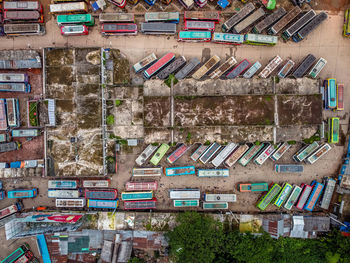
[106, 114, 115, 125]
[128, 257, 144, 263]
[303, 134, 321, 144]
[186, 132, 192, 143]
[167, 212, 350, 263]
[29, 101, 39, 126]
[115, 100, 123, 106]
[165, 74, 178, 88]
[204, 140, 211, 146]
[255, 140, 261, 146]
[151, 142, 159, 146]
[287, 140, 297, 145]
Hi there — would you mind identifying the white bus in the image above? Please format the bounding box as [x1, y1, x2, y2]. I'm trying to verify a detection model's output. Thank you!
[293, 142, 319, 162]
[132, 167, 162, 177]
[211, 143, 237, 167]
[190, 144, 208, 162]
[254, 143, 275, 165]
[197, 169, 229, 177]
[48, 189, 80, 198]
[99, 13, 134, 23]
[270, 142, 291, 161]
[308, 57, 327, 78]
[224, 144, 249, 167]
[133, 54, 158, 73]
[319, 178, 336, 210]
[49, 2, 88, 13]
[4, 23, 45, 36]
[305, 143, 331, 164]
[199, 142, 221, 164]
[82, 180, 110, 188]
[135, 144, 158, 166]
[204, 194, 236, 202]
[56, 198, 85, 208]
[169, 189, 200, 199]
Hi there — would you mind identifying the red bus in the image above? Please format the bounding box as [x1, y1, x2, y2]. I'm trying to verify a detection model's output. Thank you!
[143, 52, 175, 79]
[167, 144, 190, 164]
[337, 84, 344, 110]
[124, 198, 157, 210]
[3, 11, 43, 23]
[295, 184, 312, 210]
[101, 23, 137, 35]
[125, 181, 158, 191]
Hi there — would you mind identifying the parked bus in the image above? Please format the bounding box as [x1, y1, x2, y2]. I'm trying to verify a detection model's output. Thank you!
[243, 61, 262, 78]
[328, 117, 339, 144]
[319, 178, 336, 210]
[144, 53, 175, 79]
[211, 143, 237, 167]
[192, 55, 220, 80]
[233, 8, 265, 34]
[173, 200, 199, 207]
[244, 34, 278, 46]
[11, 250, 34, 263]
[238, 144, 265, 167]
[254, 144, 275, 165]
[275, 164, 304, 173]
[82, 180, 110, 188]
[292, 54, 316, 78]
[277, 60, 295, 78]
[3, 1, 42, 11]
[47, 189, 79, 198]
[6, 98, 20, 128]
[178, 31, 212, 42]
[343, 8, 350, 37]
[145, 12, 179, 23]
[56, 198, 85, 208]
[175, 57, 200, 80]
[101, 23, 137, 35]
[259, 56, 283, 78]
[87, 199, 119, 209]
[283, 185, 302, 210]
[222, 2, 255, 32]
[0, 203, 22, 221]
[296, 184, 313, 210]
[199, 142, 221, 164]
[184, 11, 220, 23]
[212, 33, 244, 45]
[197, 169, 229, 177]
[124, 199, 157, 210]
[125, 181, 158, 191]
[0, 142, 19, 153]
[224, 144, 249, 167]
[293, 142, 319, 162]
[0, 83, 31, 92]
[169, 189, 200, 199]
[183, 21, 215, 31]
[7, 188, 37, 199]
[49, 2, 88, 13]
[99, 13, 134, 23]
[269, 6, 301, 35]
[282, 9, 316, 39]
[121, 191, 153, 201]
[157, 56, 186, 79]
[3, 23, 45, 36]
[238, 182, 268, 192]
[140, 22, 177, 35]
[132, 167, 162, 177]
[304, 181, 324, 211]
[270, 142, 290, 161]
[274, 183, 293, 208]
[203, 202, 228, 209]
[3, 11, 43, 23]
[257, 183, 281, 210]
[48, 180, 78, 189]
[0, 73, 28, 83]
[190, 144, 208, 161]
[305, 143, 331, 164]
[84, 189, 117, 200]
[165, 166, 196, 176]
[1, 244, 31, 263]
[149, 143, 170, 165]
[133, 54, 158, 73]
[204, 193, 236, 202]
[11, 129, 39, 137]
[308, 57, 327, 79]
[209, 57, 237, 79]
[226, 59, 250, 79]
[57, 14, 94, 26]
[326, 78, 337, 109]
[337, 84, 344, 111]
[167, 144, 189, 164]
[253, 7, 287, 34]
[292, 12, 327, 42]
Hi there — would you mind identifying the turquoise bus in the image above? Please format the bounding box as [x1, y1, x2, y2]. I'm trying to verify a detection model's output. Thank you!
[203, 202, 228, 209]
[328, 117, 339, 144]
[7, 189, 37, 198]
[326, 78, 337, 109]
[1, 244, 30, 263]
[57, 14, 95, 26]
[274, 183, 293, 208]
[173, 200, 199, 207]
[178, 31, 211, 42]
[121, 191, 153, 201]
[165, 166, 196, 176]
[284, 185, 302, 210]
[257, 183, 281, 211]
[150, 143, 170, 166]
[212, 32, 244, 45]
[293, 142, 319, 162]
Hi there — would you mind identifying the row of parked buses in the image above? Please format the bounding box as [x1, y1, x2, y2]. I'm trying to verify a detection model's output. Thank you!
[134, 141, 332, 170]
[257, 178, 336, 212]
[0, 1, 45, 36]
[133, 51, 329, 81]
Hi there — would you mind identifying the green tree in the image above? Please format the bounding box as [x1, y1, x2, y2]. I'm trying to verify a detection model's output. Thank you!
[128, 257, 144, 263]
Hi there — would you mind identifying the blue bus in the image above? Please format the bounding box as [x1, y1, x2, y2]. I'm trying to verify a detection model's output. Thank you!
[7, 188, 37, 198]
[165, 166, 196, 176]
[87, 199, 119, 209]
[304, 181, 324, 212]
[37, 234, 51, 263]
[326, 78, 337, 109]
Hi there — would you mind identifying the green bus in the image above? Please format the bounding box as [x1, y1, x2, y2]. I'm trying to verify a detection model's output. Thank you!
[150, 143, 170, 166]
[57, 14, 95, 26]
[344, 9, 350, 37]
[244, 33, 278, 46]
[328, 117, 339, 144]
[173, 200, 199, 207]
[274, 183, 292, 208]
[257, 183, 281, 211]
[1, 244, 30, 263]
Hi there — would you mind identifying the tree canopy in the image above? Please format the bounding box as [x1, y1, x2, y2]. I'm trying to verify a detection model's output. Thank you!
[167, 212, 350, 263]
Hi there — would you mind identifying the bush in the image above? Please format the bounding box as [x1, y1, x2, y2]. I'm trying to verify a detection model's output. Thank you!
[106, 115, 115, 125]
[115, 100, 122, 106]
[204, 140, 211, 146]
[164, 74, 178, 88]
